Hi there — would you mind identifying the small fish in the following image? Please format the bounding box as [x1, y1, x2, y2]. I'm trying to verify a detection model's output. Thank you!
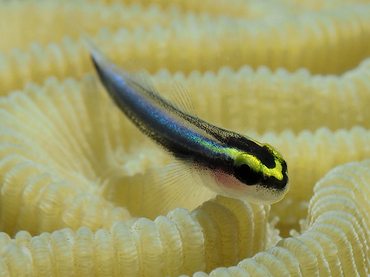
[90, 46, 289, 204]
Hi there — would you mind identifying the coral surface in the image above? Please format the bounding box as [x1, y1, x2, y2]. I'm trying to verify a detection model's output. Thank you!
[0, 0, 370, 276]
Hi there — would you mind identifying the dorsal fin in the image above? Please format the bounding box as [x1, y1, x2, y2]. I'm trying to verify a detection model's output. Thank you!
[132, 71, 161, 97]
[168, 81, 198, 117]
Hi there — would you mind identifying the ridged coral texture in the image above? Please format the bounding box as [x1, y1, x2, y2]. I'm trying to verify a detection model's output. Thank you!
[1, 1, 370, 94]
[0, 0, 370, 276]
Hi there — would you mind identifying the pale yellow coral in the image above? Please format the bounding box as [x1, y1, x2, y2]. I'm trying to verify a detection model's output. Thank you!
[0, 73, 368, 275]
[75, 0, 370, 17]
[1, 159, 370, 276]
[1, 2, 370, 95]
[0, 73, 370, 235]
[0, 0, 303, 53]
[3, 47, 370, 133]
[0, 0, 183, 52]
[152, 60, 370, 133]
[1, 0, 370, 276]
[0, 195, 274, 276]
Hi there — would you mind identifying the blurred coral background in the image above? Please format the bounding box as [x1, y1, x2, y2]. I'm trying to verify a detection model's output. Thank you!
[1, 0, 370, 276]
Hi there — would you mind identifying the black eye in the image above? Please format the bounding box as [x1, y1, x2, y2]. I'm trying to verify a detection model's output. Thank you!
[234, 163, 262, 185]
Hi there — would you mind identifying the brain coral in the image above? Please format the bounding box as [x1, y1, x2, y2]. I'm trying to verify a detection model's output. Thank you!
[0, 0, 370, 276]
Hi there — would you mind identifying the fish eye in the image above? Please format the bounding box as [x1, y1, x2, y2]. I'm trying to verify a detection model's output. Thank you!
[233, 163, 262, 186]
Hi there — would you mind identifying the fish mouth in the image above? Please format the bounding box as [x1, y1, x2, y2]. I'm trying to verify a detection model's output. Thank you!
[254, 178, 290, 204]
